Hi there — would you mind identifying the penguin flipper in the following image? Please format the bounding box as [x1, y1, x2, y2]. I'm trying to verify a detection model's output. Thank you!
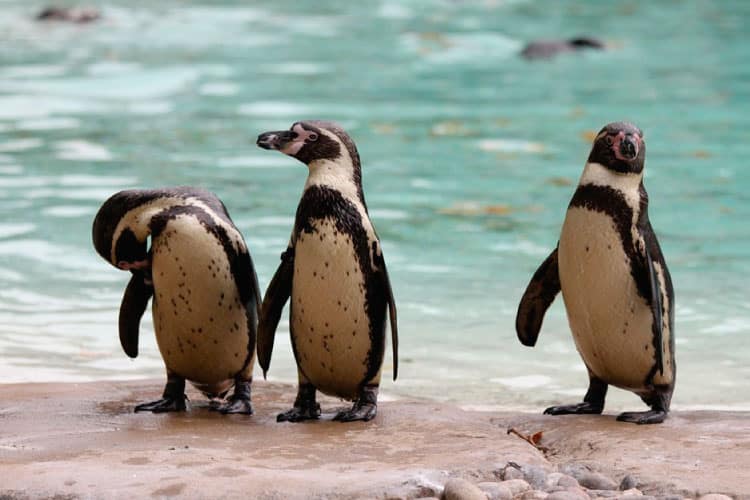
[118, 271, 153, 358]
[515, 247, 560, 347]
[644, 245, 664, 375]
[257, 248, 294, 378]
[372, 241, 398, 381]
[381, 256, 398, 381]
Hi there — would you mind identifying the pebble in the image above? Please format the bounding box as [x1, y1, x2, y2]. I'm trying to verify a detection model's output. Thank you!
[547, 489, 590, 500]
[587, 490, 618, 498]
[476, 481, 512, 500]
[617, 488, 643, 497]
[522, 464, 550, 490]
[698, 495, 733, 500]
[501, 478, 531, 496]
[442, 478, 487, 500]
[558, 475, 580, 489]
[518, 490, 549, 500]
[577, 471, 618, 491]
[619, 475, 639, 491]
[502, 465, 525, 481]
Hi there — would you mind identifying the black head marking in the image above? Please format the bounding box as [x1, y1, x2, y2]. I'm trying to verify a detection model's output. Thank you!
[587, 121, 645, 174]
[257, 120, 366, 204]
[569, 37, 605, 50]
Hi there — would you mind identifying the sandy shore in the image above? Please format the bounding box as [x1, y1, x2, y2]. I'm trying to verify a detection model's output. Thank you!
[0, 379, 747, 499]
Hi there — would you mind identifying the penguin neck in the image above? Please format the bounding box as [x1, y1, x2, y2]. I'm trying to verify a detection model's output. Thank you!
[304, 157, 367, 209]
[578, 161, 643, 209]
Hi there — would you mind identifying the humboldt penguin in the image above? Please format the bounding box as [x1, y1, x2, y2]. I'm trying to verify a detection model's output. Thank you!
[516, 122, 675, 424]
[256, 120, 398, 422]
[92, 187, 261, 414]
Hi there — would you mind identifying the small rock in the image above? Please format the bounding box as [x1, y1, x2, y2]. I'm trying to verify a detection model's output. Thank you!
[416, 498, 441, 500]
[619, 475, 639, 491]
[502, 465, 525, 481]
[557, 475, 580, 489]
[518, 491, 549, 500]
[698, 496, 732, 500]
[500, 479, 530, 496]
[587, 490, 618, 498]
[617, 488, 643, 497]
[442, 478, 487, 500]
[476, 482, 512, 500]
[544, 472, 565, 492]
[547, 489, 590, 500]
[522, 464, 549, 490]
[577, 472, 617, 491]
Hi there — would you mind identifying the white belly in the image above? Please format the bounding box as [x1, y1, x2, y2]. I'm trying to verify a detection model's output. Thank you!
[291, 218, 372, 399]
[151, 215, 252, 388]
[559, 207, 656, 390]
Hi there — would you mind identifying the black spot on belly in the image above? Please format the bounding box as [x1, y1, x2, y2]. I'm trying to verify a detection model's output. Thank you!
[214, 339, 218, 345]
[585, 246, 589, 252]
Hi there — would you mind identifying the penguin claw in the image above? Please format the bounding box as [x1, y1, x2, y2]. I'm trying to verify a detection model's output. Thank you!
[333, 403, 377, 422]
[616, 409, 667, 425]
[215, 397, 254, 415]
[544, 402, 603, 415]
[276, 404, 321, 423]
[134, 396, 188, 413]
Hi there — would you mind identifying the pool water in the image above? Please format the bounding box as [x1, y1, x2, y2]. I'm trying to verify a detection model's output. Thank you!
[1, 0, 749, 411]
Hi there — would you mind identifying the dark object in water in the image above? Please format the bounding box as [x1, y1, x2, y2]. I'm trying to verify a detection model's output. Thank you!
[520, 36, 605, 60]
[36, 6, 101, 23]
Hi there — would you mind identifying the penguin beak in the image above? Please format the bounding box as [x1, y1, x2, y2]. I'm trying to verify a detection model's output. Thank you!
[256, 130, 295, 151]
[612, 132, 640, 161]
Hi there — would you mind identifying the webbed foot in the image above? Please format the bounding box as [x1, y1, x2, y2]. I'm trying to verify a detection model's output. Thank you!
[209, 379, 253, 415]
[333, 384, 378, 422]
[277, 382, 320, 422]
[277, 404, 321, 422]
[135, 396, 188, 413]
[333, 402, 377, 422]
[544, 402, 603, 415]
[616, 409, 667, 424]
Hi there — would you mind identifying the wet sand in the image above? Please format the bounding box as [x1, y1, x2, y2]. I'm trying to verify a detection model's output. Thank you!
[0, 380, 747, 499]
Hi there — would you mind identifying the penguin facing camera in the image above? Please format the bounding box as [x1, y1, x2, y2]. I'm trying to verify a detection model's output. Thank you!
[516, 122, 675, 424]
[256, 120, 398, 423]
[92, 187, 261, 414]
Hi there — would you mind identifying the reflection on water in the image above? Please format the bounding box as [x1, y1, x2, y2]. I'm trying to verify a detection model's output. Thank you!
[0, 0, 749, 410]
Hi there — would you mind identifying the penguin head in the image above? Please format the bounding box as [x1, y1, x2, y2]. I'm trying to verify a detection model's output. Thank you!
[92, 190, 151, 270]
[587, 121, 645, 174]
[257, 120, 361, 170]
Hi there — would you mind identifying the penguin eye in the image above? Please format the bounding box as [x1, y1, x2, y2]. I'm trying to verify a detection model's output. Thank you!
[605, 136, 613, 146]
[307, 132, 318, 142]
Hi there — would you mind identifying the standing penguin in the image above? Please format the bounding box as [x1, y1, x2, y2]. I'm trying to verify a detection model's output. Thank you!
[516, 122, 675, 424]
[92, 187, 261, 414]
[256, 120, 398, 422]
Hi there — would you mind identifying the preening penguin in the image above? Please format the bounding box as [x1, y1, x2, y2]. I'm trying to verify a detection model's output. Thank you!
[516, 122, 675, 424]
[256, 120, 398, 422]
[92, 187, 261, 414]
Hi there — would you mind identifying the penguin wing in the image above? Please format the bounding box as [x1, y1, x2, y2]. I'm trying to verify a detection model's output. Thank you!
[515, 247, 561, 347]
[643, 238, 664, 374]
[374, 242, 398, 381]
[118, 271, 153, 358]
[257, 247, 294, 378]
[233, 248, 262, 357]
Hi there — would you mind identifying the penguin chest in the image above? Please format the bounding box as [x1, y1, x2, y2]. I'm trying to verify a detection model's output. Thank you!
[150, 215, 251, 386]
[291, 217, 372, 399]
[558, 207, 656, 390]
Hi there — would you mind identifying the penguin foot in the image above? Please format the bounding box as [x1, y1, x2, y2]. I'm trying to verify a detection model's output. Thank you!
[215, 396, 254, 415]
[616, 409, 667, 424]
[333, 402, 377, 422]
[134, 395, 188, 413]
[544, 402, 603, 415]
[277, 403, 321, 422]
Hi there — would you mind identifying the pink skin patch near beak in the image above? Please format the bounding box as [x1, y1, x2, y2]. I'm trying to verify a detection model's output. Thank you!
[117, 258, 151, 271]
[611, 131, 641, 161]
[280, 123, 317, 156]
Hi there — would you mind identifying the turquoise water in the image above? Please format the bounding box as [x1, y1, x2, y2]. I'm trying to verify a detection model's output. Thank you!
[1, 0, 749, 411]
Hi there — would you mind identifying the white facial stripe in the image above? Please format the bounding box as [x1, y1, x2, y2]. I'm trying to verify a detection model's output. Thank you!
[110, 195, 245, 264]
[281, 123, 317, 156]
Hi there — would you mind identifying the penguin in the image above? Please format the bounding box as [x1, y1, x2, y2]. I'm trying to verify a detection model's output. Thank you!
[520, 36, 605, 60]
[255, 120, 398, 422]
[92, 187, 261, 414]
[516, 122, 675, 424]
